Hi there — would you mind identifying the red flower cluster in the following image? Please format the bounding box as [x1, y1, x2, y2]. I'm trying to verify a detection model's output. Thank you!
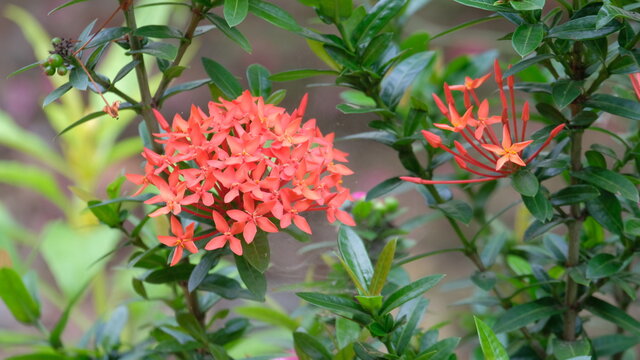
[630, 73, 640, 101]
[402, 60, 565, 185]
[127, 91, 355, 265]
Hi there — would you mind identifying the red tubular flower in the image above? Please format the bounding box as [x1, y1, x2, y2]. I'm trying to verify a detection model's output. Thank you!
[128, 91, 355, 265]
[402, 60, 566, 186]
[630, 73, 640, 101]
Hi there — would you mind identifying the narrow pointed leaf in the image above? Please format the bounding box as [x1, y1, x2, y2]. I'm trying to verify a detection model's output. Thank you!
[0, 268, 40, 324]
[202, 57, 242, 99]
[369, 239, 396, 295]
[380, 274, 444, 314]
[224, 0, 249, 27]
[475, 317, 509, 360]
[338, 226, 374, 291]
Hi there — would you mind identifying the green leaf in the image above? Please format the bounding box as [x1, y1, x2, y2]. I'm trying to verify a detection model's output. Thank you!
[471, 271, 497, 291]
[550, 185, 600, 206]
[369, 239, 396, 296]
[0, 268, 40, 324]
[87, 27, 130, 48]
[49, 283, 89, 349]
[361, 32, 394, 67]
[351, 0, 407, 46]
[128, 42, 178, 60]
[43, 82, 72, 107]
[294, 332, 332, 360]
[585, 297, 640, 335]
[143, 263, 195, 284]
[380, 51, 435, 108]
[585, 94, 640, 121]
[548, 15, 622, 40]
[6, 61, 41, 79]
[572, 167, 638, 202]
[551, 338, 591, 360]
[493, 298, 562, 333]
[58, 105, 136, 136]
[453, 0, 515, 12]
[366, 177, 403, 200]
[586, 253, 622, 279]
[512, 23, 544, 57]
[202, 57, 242, 99]
[379, 274, 444, 314]
[188, 251, 222, 292]
[248, 0, 304, 33]
[319, 0, 353, 23]
[511, 0, 544, 10]
[422, 338, 461, 360]
[336, 104, 386, 114]
[113, 60, 139, 84]
[592, 334, 640, 356]
[335, 317, 360, 349]
[437, 200, 473, 224]
[507, 255, 532, 276]
[269, 69, 337, 82]
[134, 25, 184, 39]
[340, 131, 397, 145]
[242, 231, 270, 273]
[522, 190, 553, 222]
[475, 317, 509, 360]
[246, 64, 271, 97]
[161, 79, 211, 101]
[338, 225, 374, 291]
[235, 255, 266, 300]
[48, 0, 90, 15]
[87, 200, 121, 227]
[205, 13, 252, 53]
[224, 0, 249, 27]
[266, 88, 286, 104]
[235, 306, 299, 331]
[0, 161, 66, 210]
[396, 298, 429, 354]
[296, 292, 370, 318]
[524, 218, 564, 241]
[512, 169, 539, 197]
[552, 79, 582, 109]
[6, 354, 65, 360]
[503, 54, 554, 78]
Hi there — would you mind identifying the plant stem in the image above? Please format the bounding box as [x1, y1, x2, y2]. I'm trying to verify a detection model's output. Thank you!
[152, 6, 204, 106]
[120, 0, 162, 154]
[181, 282, 205, 327]
[563, 129, 583, 341]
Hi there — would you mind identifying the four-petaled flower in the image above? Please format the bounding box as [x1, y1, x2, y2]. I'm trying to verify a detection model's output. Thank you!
[206, 211, 245, 255]
[158, 216, 198, 266]
[402, 60, 565, 186]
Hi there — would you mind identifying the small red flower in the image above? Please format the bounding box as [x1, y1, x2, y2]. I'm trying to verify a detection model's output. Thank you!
[630, 73, 640, 101]
[206, 211, 245, 255]
[158, 216, 198, 266]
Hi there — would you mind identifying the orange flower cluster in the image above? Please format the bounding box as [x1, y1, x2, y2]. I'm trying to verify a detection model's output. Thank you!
[128, 91, 355, 265]
[402, 60, 565, 185]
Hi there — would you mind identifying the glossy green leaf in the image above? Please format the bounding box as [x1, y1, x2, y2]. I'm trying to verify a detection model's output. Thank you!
[379, 51, 435, 108]
[552, 79, 582, 109]
[379, 274, 444, 314]
[548, 16, 622, 40]
[493, 298, 562, 333]
[6, 61, 41, 79]
[248, 0, 304, 33]
[511, 0, 544, 10]
[551, 338, 591, 360]
[224, 0, 249, 27]
[512, 23, 544, 57]
[585, 297, 640, 335]
[188, 251, 222, 292]
[319, 0, 353, 23]
[503, 54, 554, 78]
[475, 317, 509, 360]
[336, 104, 386, 114]
[294, 332, 331, 360]
[143, 263, 195, 284]
[524, 218, 564, 241]
[572, 167, 638, 202]
[113, 60, 139, 84]
[586, 253, 622, 279]
[161, 79, 211, 101]
[437, 200, 473, 224]
[205, 13, 252, 53]
[395, 298, 428, 354]
[134, 25, 183, 39]
[369, 239, 396, 296]
[266, 88, 286, 104]
[512, 169, 539, 197]
[351, 0, 407, 45]
[296, 292, 370, 318]
[471, 271, 497, 291]
[86, 27, 130, 48]
[585, 94, 640, 121]
[128, 42, 178, 60]
[235, 306, 299, 331]
[0, 268, 40, 324]
[361, 32, 394, 67]
[246, 64, 271, 97]
[592, 334, 640, 356]
[43, 82, 72, 107]
[202, 57, 242, 99]
[421, 338, 460, 360]
[551, 185, 600, 206]
[235, 255, 266, 300]
[366, 177, 403, 200]
[242, 231, 270, 273]
[199, 274, 251, 299]
[270, 69, 337, 82]
[338, 225, 374, 291]
[522, 190, 553, 222]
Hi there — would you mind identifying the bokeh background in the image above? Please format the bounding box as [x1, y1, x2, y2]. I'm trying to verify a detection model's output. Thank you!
[0, 0, 597, 357]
